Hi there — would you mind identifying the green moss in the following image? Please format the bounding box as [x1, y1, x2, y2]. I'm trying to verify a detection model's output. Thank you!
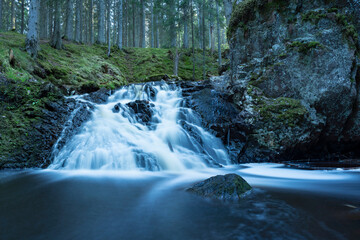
[288, 41, 323, 54]
[301, 11, 327, 24]
[255, 97, 308, 127]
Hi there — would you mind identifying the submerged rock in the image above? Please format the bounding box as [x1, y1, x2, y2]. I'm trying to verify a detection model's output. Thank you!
[187, 174, 252, 200]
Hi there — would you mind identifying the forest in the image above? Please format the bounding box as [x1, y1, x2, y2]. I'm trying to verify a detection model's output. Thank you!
[1, 0, 360, 239]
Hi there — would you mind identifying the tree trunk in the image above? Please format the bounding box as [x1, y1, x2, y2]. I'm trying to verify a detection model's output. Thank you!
[202, 0, 205, 80]
[39, 0, 48, 39]
[150, 0, 154, 48]
[20, 0, 25, 34]
[65, 0, 74, 40]
[11, 0, 15, 30]
[132, 0, 135, 47]
[197, 5, 202, 49]
[51, 0, 63, 49]
[75, 0, 83, 42]
[223, 0, 233, 25]
[48, 1, 53, 38]
[173, 48, 179, 76]
[107, 0, 111, 56]
[98, 0, 106, 43]
[89, 0, 94, 44]
[0, 0, 2, 31]
[216, 1, 221, 66]
[170, 0, 176, 47]
[26, 0, 39, 58]
[140, 0, 145, 48]
[191, 0, 195, 80]
[117, 0, 123, 49]
[183, 0, 189, 48]
[155, 15, 159, 48]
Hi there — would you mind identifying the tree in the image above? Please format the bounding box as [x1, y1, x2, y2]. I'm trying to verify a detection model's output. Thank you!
[75, 0, 83, 42]
[89, 0, 94, 44]
[98, 0, 106, 43]
[216, 0, 221, 66]
[202, 0, 205, 80]
[150, 0, 154, 48]
[191, 0, 195, 80]
[140, 0, 145, 48]
[26, 0, 40, 58]
[223, 0, 232, 25]
[107, 0, 111, 56]
[65, 0, 74, 40]
[117, 0, 123, 49]
[183, 0, 189, 48]
[51, 0, 63, 49]
[11, 0, 15, 30]
[0, 0, 3, 31]
[20, 0, 26, 34]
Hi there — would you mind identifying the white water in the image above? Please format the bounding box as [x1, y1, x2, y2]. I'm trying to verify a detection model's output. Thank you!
[50, 82, 229, 171]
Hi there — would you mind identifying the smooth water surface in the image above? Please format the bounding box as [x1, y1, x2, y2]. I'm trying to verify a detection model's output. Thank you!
[1, 164, 359, 240]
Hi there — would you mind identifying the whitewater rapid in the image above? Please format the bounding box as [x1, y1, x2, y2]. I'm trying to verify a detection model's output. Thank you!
[49, 82, 229, 170]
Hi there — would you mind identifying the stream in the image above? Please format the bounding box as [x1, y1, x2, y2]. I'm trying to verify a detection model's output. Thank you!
[1, 82, 359, 240]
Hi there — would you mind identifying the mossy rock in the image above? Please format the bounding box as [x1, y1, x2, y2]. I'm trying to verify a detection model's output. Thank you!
[187, 174, 252, 200]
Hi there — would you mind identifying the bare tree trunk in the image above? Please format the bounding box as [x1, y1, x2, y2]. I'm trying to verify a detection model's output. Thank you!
[20, 0, 25, 34]
[140, 0, 145, 48]
[51, 0, 63, 49]
[173, 48, 180, 76]
[197, 5, 202, 49]
[155, 15, 159, 48]
[107, 0, 111, 56]
[48, 1, 53, 38]
[223, 0, 233, 25]
[191, 0, 195, 80]
[89, 0, 94, 44]
[150, 0, 154, 48]
[216, 1, 221, 66]
[65, 0, 74, 40]
[0, 0, 3, 31]
[26, 0, 39, 58]
[132, 0, 135, 47]
[117, 0, 123, 49]
[170, 0, 176, 47]
[183, 0, 189, 48]
[39, 0, 48, 38]
[202, 0, 205, 80]
[98, 0, 106, 43]
[11, 0, 15, 30]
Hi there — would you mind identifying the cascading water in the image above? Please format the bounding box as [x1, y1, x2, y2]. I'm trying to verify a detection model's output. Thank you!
[49, 82, 230, 171]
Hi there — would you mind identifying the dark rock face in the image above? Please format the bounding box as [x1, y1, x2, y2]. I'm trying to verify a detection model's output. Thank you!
[187, 174, 252, 200]
[0, 76, 98, 169]
[112, 100, 155, 126]
[215, 0, 360, 162]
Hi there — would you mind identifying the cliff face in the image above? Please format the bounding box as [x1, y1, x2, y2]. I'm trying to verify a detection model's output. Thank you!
[225, 0, 360, 161]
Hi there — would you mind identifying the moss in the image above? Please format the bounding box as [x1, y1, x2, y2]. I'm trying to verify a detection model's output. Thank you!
[0, 32, 221, 94]
[288, 41, 323, 54]
[255, 97, 308, 127]
[301, 11, 327, 24]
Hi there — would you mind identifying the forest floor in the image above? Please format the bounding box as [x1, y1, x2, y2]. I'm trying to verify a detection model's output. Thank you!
[0, 31, 224, 92]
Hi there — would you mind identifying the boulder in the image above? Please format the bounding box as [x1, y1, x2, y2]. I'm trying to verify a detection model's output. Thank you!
[187, 174, 252, 200]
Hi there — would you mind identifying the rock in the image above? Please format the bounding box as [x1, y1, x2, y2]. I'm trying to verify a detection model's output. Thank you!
[220, 0, 360, 161]
[187, 174, 252, 200]
[83, 88, 112, 104]
[112, 100, 156, 126]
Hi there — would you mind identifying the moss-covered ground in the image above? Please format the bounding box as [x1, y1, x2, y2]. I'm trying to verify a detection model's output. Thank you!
[0, 32, 222, 91]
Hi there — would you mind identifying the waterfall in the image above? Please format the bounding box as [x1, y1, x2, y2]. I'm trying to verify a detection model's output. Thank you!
[49, 82, 230, 171]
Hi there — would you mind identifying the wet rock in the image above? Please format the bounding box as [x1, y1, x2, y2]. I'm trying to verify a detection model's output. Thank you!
[126, 100, 155, 125]
[83, 88, 112, 104]
[187, 174, 252, 200]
